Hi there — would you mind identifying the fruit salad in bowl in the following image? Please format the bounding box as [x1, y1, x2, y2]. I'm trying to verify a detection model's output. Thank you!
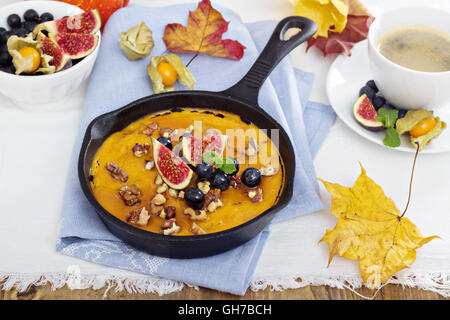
[0, 1, 101, 108]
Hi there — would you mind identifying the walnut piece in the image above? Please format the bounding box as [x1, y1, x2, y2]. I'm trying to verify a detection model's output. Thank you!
[207, 199, 224, 213]
[119, 184, 141, 206]
[158, 205, 176, 220]
[150, 202, 164, 215]
[159, 127, 173, 138]
[184, 207, 208, 221]
[246, 187, 263, 203]
[204, 188, 221, 209]
[145, 160, 154, 170]
[260, 164, 278, 176]
[229, 174, 243, 189]
[151, 193, 166, 205]
[157, 183, 168, 194]
[142, 122, 158, 137]
[197, 181, 210, 194]
[127, 207, 150, 226]
[106, 162, 128, 182]
[155, 175, 163, 185]
[168, 188, 178, 198]
[161, 218, 181, 235]
[191, 223, 206, 235]
[178, 191, 185, 199]
[132, 143, 150, 157]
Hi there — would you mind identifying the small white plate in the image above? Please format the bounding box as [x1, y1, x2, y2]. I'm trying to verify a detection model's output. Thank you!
[326, 40, 450, 154]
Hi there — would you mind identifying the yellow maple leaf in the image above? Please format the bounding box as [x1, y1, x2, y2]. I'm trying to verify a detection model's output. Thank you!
[289, 0, 349, 38]
[319, 164, 439, 289]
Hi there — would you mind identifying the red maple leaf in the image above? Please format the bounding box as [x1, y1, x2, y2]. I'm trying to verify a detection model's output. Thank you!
[163, 0, 245, 60]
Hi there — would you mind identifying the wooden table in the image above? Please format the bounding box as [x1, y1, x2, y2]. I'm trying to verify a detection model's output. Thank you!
[1, 282, 447, 300]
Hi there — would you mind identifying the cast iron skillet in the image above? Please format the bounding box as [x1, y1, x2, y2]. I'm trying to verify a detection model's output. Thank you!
[78, 17, 317, 258]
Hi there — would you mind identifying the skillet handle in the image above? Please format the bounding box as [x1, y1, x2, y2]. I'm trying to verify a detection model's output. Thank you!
[221, 16, 317, 105]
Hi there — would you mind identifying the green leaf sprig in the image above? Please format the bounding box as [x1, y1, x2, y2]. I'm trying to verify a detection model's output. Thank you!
[376, 107, 400, 148]
[202, 151, 237, 174]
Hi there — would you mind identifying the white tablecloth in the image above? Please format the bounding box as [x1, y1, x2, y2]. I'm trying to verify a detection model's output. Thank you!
[1, 0, 449, 298]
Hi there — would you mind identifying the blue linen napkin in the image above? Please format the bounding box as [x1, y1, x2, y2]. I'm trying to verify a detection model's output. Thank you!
[57, 3, 336, 295]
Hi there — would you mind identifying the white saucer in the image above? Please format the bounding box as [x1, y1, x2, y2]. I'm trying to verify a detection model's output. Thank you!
[326, 40, 450, 154]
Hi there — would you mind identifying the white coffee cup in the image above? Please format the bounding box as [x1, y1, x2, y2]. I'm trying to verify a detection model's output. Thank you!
[368, 6, 450, 110]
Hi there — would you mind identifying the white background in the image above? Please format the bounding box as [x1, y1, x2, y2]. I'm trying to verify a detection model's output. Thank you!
[0, 0, 449, 296]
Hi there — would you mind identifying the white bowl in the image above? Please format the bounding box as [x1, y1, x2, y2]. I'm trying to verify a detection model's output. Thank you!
[0, 1, 101, 109]
[368, 6, 450, 110]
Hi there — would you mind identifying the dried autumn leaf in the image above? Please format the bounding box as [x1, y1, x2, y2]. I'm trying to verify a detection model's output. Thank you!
[163, 0, 245, 60]
[319, 164, 438, 289]
[306, 0, 374, 56]
[289, 0, 348, 38]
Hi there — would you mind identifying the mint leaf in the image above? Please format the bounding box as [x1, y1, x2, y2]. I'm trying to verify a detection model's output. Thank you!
[220, 157, 237, 174]
[383, 127, 401, 148]
[202, 151, 222, 166]
[376, 107, 399, 128]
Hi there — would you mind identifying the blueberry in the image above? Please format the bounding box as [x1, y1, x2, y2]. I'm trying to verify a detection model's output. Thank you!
[241, 168, 261, 188]
[0, 31, 8, 45]
[23, 21, 36, 33]
[7, 14, 21, 29]
[372, 96, 386, 110]
[366, 80, 378, 93]
[14, 28, 28, 38]
[222, 157, 239, 176]
[0, 27, 5, 33]
[195, 162, 213, 181]
[359, 86, 376, 100]
[184, 188, 205, 210]
[381, 104, 395, 110]
[398, 109, 407, 119]
[24, 9, 39, 22]
[157, 136, 172, 150]
[179, 132, 193, 141]
[2, 64, 15, 74]
[39, 12, 54, 23]
[210, 171, 230, 191]
[0, 51, 12, 66]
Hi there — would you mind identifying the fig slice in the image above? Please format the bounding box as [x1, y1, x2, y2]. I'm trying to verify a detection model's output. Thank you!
[182, 134, 228, 166]
[152, 137, 194, 190]
[49, 33, 99, 59]
[33, 10, 102, 36]
[36, 32, 71, 72]
[353, 94, 384, 131]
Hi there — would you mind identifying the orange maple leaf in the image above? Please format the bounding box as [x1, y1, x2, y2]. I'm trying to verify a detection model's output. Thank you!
[163, 0, 246, 60]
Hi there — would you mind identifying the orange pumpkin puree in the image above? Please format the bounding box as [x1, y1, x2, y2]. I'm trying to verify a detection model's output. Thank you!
[90, 108, 284, 235]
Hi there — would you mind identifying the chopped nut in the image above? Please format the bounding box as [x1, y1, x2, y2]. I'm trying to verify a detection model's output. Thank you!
[168, 188, 178, 198]
[155, 175, 163, 185]
[132, 143, 150, 157]
[246, 188, 263, 203]
[161, 218, 181, 235]
[157, 183, 168, 194]
[260, 164, 278, 176]
[151, 193, 166, 205]
[142, 122, 158, 137]
[207, 199, 224, 213]
[191, 223, 206, 235]
[159, 127, 173, 138]
[119, 184, 141, 206]
[229, 174, 243, 189]
[204, 188, 221, 208]
[197, 181, 210, 194]
[184, 207, 208, 221]
[145, 160, 154, 170]
[150, 202, 164, 215]
[157, 207, 174, 219]
[127, 207, 150, 226]
[178, 191, 185, 199]
[245, 137, 259, 156]
[106, 162, 128, 182]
